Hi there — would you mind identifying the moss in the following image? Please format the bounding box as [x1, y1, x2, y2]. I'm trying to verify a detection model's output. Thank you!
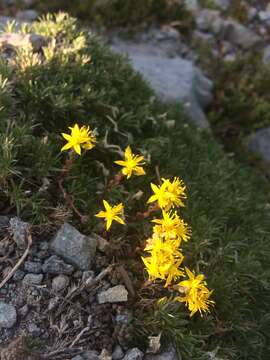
[0, 13, 269, 359]
[207, 54, 270, 153]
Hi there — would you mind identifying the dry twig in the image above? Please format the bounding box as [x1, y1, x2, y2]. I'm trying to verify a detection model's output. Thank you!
[69, 326, 90, 348]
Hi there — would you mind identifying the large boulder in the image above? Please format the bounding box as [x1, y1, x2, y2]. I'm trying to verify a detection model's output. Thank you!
[50, 223, 97, 270]
[112, 41, 212, 128]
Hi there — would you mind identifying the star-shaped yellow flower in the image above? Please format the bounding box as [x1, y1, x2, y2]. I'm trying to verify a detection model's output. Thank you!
[175, 267, 214, 317]
[147, 177, 186, 210]
[152, 210, 191, 245]
[95, 200, 125, 230]
[114, 146, 145, 179]
[61, 123, 96, 155]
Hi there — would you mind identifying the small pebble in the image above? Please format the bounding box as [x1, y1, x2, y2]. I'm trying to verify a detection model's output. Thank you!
[24, 260, 42, 274]
[13, 269, 25, 281]
[52, 275, 69, 292]
[23, 273, 43, 285]
[0, 302, 17, 329]
[18, 304, 29, 318]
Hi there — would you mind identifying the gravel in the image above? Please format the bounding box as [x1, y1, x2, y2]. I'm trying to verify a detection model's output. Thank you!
[0, 302, 17, 329]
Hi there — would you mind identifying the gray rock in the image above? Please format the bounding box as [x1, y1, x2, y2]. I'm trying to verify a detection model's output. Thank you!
[13, 269, 25, 281]
[50, 223, 97, 270]
[184, 0, 200, 12]
[111, 26, 187, 59]
[258, 11, 270, 25]
[0, 32, 45, 52]
[16, 10, 39, 22]
[122, 348, 143, 360]
[23, 273, 43, 285]
[93, 233, 109, 253]
[82, 350, 99, 360]
[223, 21, 264, 50]
[48, 296, 60, 311]
[98, 285, 128, 304]
[192, 30, 215, 44]
[247, 7, 258, 21]
[71, 356, 84, 360]
[18, 304, 29, 318]
[112, 42, 212, 128]
[263, 45, 270, 64]
[39, 241, 49, 251]
[196, 9, 224, 35]
[0, 302, 17, 329]
[24, 260, 42, 274]
[52, 275, 70, 292]
[145, 346, 178, 360]
[27, 322, 41, 335]
[42, 255, 74, 275]
[212, 0, 231, 10]
[112, 345, 125, 360]
[9, 217, 29, 248]
[248, 127, 270, 165]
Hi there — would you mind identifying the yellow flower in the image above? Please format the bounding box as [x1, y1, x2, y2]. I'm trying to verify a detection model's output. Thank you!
[95, 200, 125, 230]
[114, 146, 145, 179]
[165, 177, 186, 208]
[152, 210, 191, 245]
[147, 177, 186, 210]
[142, 234, 184, 286]
[175, 267, 214, 317]
[61, 123, 96, 155]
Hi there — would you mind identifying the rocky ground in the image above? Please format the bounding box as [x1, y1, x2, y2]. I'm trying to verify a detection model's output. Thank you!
[0, 0, 270, 359]
[105, 0, 270, 174]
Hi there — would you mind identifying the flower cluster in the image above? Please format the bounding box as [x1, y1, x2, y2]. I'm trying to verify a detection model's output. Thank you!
[61, 124, 214, 317]
[142, 178, 214, 317]
[175, 267, 215, 317]
[148, 177, 186, 210]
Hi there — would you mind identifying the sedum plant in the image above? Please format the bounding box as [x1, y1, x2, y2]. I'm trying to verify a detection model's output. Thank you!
[0, 12, 268, 360]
